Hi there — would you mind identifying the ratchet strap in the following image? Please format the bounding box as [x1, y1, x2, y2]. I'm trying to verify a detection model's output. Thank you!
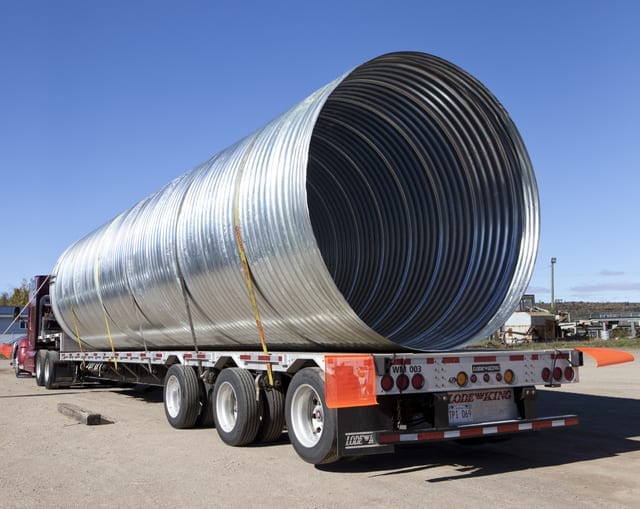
[94, 222, 119, 368]
[233, 138, 273, 386]
[132, 299, 153, 374]
[101, 305, 118, 369]
[179, 275, 200, 354]
[69, 304, 86, 368]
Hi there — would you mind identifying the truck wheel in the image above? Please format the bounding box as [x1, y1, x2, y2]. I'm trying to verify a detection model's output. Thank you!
[44, 351, 60, 389]
[212, 368, 260, 446]
[164, 364, 200, 429]
[13, 352, 22, 377]
[285, 367, 338, 465]
[255, 386, 285, 443]
[35, 350, 47, 386]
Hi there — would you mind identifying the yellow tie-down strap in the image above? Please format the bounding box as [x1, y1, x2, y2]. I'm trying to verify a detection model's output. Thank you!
[94, 220, 119, 368]
[232, 139, 273, 386]
[70, 305, 85, 368]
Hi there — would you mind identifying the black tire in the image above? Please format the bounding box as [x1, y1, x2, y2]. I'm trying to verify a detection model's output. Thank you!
[13, 351, 22, 377]
[212, 368, 260, 446]
[195, 380, 215, 428]
[285, 367, 338, 465]
[35, 350, 47, 386]
[163, 364, 200, 429]
[44, 350, 60, 389]
[255, 386, 285, 443]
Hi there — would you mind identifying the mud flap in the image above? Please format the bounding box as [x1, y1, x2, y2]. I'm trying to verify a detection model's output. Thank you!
[52, 361, 76, 387]
[337, 405, 395, 458]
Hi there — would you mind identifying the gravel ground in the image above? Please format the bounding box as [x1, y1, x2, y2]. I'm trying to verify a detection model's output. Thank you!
[0, 349, 638, 508]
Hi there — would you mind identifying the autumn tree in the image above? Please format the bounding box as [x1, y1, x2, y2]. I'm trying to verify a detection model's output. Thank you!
[0, 280, 30, 306]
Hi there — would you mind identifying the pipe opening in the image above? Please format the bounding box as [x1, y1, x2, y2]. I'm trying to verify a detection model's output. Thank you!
[307, 53, 536, 350]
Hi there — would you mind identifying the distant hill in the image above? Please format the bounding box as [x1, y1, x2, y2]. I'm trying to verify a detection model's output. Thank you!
[536, 301, 640, 320]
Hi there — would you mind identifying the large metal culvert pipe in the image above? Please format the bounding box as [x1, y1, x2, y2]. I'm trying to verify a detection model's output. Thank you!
[50, 52, 538, 352]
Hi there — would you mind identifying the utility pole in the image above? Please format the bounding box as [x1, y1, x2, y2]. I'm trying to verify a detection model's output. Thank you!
[550, 257, 557, 313]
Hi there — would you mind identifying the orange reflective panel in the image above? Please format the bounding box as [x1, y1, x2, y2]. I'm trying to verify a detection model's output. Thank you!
[325, 355, 377, 409]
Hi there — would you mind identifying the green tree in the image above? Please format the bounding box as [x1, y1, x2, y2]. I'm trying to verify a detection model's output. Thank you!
[0, 280, 29, 307]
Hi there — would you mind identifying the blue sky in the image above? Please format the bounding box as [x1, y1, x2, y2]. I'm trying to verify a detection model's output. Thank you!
[1, 0, 638, 303]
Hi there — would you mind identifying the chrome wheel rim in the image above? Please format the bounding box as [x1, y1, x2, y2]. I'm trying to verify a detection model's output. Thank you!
[216, 382, 237, 433]
[165, 375, 181, 419]
[290, 384, 323, 448]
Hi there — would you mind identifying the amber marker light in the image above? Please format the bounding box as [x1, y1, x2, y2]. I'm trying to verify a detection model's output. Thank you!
[456, 371, 468, 387]
[504, 369, 515, 384]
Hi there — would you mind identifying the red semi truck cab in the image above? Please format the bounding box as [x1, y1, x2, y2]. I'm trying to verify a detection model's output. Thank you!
[12, 275, 60, 377]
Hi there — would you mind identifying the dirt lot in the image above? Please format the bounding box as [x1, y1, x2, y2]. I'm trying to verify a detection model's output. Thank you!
[1, 350, 638, 508]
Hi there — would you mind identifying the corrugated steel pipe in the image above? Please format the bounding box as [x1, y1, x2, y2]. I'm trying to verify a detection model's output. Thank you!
[51, 52, 538, 352]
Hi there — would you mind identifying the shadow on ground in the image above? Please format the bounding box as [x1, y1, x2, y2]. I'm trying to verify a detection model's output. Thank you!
[26, 377, 637, 476]
[317, 390, 640, 477]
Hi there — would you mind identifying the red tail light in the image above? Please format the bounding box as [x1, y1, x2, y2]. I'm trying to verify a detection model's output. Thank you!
[541, 367, 551, 382]
[553, 367, 563, 381]
[411, 373, 425, 390]
[564, 367, 575, 381]
[381, 375, 394, 392]
[396, 373, 410, 391]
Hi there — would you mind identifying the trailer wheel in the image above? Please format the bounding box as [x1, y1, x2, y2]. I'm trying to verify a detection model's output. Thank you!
[285, 367, 338, 465]
[44, 351, 60, 389]
[35, 350, 47, 386]
[212, 368, 260, 446]
[163, 364, 200, 429]
[255, 386, 285, 443]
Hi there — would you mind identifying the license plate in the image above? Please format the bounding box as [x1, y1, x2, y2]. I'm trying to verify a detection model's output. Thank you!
[447, 389, 517, 425]
[448, 403, 473, 425]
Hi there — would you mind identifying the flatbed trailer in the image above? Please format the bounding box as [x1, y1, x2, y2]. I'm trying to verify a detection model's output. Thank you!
[36, 328, 582, 464]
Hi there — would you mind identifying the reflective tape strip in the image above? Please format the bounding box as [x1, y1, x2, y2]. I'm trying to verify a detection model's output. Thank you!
[377, 416, 579, 444]
[474, 356, 497, 363]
